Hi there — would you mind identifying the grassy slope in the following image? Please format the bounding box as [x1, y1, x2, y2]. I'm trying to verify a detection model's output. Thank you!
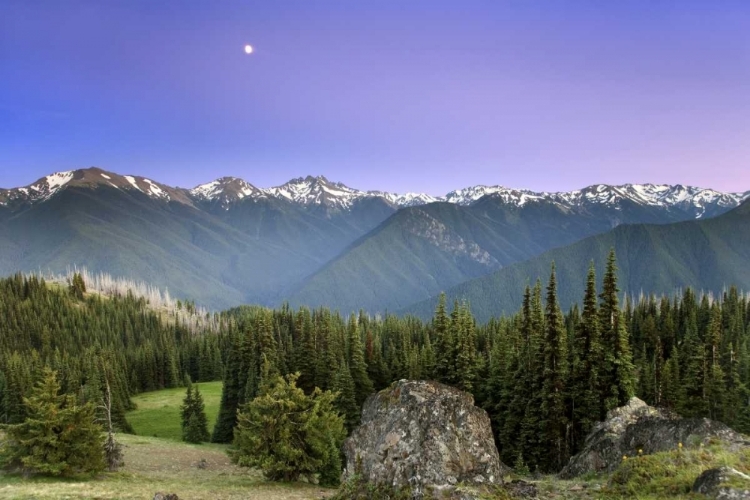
[127, 381, 223, 441]
[0, 383, 334, 499]
[0, 434, 334, 499]
[3, 384, 749, 498]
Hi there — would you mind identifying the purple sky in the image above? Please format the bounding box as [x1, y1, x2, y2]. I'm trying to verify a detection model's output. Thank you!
[1, 1, 749, 195]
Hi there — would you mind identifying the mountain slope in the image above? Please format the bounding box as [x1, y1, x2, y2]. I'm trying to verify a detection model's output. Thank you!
[404, 199, 750, 322]
[284, 192, 736, 314]
[0, 169, 406, 308]
[1, 166, 748, 312]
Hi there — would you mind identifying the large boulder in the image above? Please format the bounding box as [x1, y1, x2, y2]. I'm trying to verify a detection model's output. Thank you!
[342, 380, 509, 498]
[693, 467, 750, 499]
[560, 397, 748, 478]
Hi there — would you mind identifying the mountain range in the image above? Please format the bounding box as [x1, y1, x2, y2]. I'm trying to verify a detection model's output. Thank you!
[405, 198, 750, 322]
[1, 166, 748, 314]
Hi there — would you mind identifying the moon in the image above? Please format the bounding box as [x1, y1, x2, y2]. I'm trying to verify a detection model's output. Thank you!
[244, 45, 253, 54]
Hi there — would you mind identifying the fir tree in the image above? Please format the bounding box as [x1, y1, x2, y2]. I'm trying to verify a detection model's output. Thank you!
[231, 372, 346, 485]
[541, 264, 568, 471]
[433, 293, 455, 385]
[346, 315, 374, 407]
[454, 302, 478, 392]
[568, 262, 602, 453]
[331, 360, 360, 432]
[1, 368, 105, 476]
[182, 383, 210, 444]
[599, 249, 635, 410]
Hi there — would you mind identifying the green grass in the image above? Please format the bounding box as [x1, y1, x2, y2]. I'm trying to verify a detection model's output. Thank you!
[606, 443, 750, 498]
[0, 434, 334, 499]
[0, 384, 337, 498]
[127, 381, 223, 441]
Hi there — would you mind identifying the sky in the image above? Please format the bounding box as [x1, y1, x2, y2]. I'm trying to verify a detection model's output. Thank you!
[1, 1, 749, 195]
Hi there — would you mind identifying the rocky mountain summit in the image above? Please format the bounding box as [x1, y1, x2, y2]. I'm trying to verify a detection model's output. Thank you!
[342, 380, 511, 499]
[3, 167, 748, 216]
[561, 397, 749, 478]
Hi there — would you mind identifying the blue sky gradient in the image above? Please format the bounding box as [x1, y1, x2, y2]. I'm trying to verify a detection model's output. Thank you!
[1, 1, 749, 194]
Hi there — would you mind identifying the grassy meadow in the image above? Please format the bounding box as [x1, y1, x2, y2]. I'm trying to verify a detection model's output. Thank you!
[0, 434, 334, 499]
[127, 381, 223, 441]
[0, 382, 335, 499]
[2, 381, 749, 499]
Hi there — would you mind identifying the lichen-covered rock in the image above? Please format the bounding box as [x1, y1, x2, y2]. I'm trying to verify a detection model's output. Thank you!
[560, 398, 749, 478]
[693, 467, 750, 499]
[342, 380, 508, 498]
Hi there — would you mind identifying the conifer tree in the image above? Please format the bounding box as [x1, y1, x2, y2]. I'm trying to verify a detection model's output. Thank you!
[568, 262, 602, 452]
[541, 264, 568, 471]
[346, 315, 374, 407]
[331, 360, 360, 432]
[0, 371, 8, 424]
[680, 308, 708, 417]
[705, 305, 726, 421]
[455, 303, 478, 392]
[182, 383, 210, 444]
[599, 249, 635, 410]
[1, 368, 105, 476]
[231, 372, 345, 485]
[213, 331, 243, 443]
[433, 293, 455, 385]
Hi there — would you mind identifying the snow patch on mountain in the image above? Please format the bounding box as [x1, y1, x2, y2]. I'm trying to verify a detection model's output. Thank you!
[3, 167, 749, 220]
[124, 176, 141, 192]
[0, 170, 74, 205]
[190, 177, 266, 208]
[264, 175, 367, 209]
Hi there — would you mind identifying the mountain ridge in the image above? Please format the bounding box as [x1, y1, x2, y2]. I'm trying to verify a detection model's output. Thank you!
[2, 167, 748, 217]
[403, 198, 750, 322]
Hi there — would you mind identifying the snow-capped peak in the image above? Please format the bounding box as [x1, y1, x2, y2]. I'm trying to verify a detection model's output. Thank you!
[372, 191, 441, 207]
[265, 175, 367, 209]
[190, 177, 265, 207]
[0, 170, 74, 205]
[444, 185, 549, 206]
[4, 168, 749, 220]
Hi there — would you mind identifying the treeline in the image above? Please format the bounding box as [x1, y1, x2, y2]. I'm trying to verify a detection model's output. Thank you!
[211, 250, 750, 474]
[0, 273, 224, 430]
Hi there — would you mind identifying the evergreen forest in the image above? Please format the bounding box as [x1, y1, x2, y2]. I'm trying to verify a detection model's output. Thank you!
[2, 249, 750, 474]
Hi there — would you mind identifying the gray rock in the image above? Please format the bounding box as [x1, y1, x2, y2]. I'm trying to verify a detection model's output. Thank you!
[153, 494, 179, 500]
[504, 480, 538, 498]
[693, 467, 750, 499]
[560, 397, 749, 478]
[342, 380, 509, 498]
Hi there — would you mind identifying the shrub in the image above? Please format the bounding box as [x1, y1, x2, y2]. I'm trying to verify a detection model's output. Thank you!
[230, 372, 346, 485]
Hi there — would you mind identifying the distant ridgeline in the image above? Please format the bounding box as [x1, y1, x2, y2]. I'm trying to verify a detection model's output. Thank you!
[2, 251, 750, 473]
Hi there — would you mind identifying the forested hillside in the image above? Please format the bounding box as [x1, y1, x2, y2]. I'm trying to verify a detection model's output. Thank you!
[286, 194, 737, 314]
[0, 274, 224, 431]
[3, 167, 747, 314]
[209, 253, 750, 472]
[3, 258, 750, 474]
[406, 199, 750, 322]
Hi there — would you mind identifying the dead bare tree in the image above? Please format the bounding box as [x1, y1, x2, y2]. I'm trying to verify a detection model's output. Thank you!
[99, 378, 124, 472]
